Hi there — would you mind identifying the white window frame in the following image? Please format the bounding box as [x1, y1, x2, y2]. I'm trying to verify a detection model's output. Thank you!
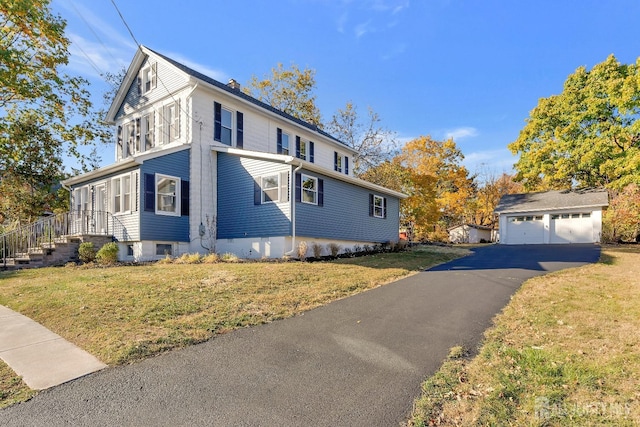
[142, 112, 154, 151]
[141, 62, 157, 94]
[221, 106, 233, 146]
[299, 139, 308, 161]
[112, 173, 132, 215]
[156, 174, 181, 217]
[262, 174, 280, 203]
[301, 174, 318, 205]
[281, 132, 290, 155]
[373, 194, 385, 218]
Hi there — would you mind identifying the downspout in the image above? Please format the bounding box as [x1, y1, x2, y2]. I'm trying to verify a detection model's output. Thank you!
[285, 162, 303, 256]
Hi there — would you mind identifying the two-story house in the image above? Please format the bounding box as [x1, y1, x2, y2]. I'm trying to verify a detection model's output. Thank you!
[63, 46, 405, 261]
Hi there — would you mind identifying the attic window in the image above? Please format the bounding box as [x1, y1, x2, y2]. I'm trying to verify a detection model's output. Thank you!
[139, 62, 157, 94]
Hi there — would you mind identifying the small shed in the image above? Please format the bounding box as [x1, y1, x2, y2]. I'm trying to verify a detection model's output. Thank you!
[494, 189, 609, 245]
[448, 224, 493, 244]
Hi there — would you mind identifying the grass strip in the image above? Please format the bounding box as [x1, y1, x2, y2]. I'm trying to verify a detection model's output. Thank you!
[409, 246, 640, 426]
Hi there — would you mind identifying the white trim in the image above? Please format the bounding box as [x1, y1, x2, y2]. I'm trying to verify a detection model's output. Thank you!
[111, 172, 133, 215]
[261, 174, 280, 204]
[373, 194, 385, 218]
[301, 174, 318, 205]
[155, 173, 181, 216]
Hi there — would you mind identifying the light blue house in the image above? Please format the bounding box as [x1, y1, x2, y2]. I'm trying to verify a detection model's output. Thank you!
[63, 46, 406, 261]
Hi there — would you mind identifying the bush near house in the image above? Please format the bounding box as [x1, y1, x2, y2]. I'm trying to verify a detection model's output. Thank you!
[96, 242, 119, 265]
[78, 242, 96, 263]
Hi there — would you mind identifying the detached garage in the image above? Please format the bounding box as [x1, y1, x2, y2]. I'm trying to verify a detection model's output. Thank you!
[495, 189, 609, 245]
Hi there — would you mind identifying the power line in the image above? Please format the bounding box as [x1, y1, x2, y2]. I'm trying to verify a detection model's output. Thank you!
[110, 0, 140, 48]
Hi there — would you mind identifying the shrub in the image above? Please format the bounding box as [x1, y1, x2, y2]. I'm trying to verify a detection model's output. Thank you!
[96, 242, 119, 265]
[327, 242, 341, 257]
[311, 242, 323, 258]
[201, 253, 220, 264]
[343, 247, 353, 257]
[175, 253, 202, 264]
[78, 242, 96, 263]
[297, 241, 308, 260]
[353, 244, 362, 253]
[157, 255, 173, 264]
[391, 240, 408, 252]
[362, 244, 371, 253]
[220, 252, 239, 263]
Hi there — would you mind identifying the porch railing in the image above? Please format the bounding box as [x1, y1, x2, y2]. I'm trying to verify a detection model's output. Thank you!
[1, 211, 125, 269]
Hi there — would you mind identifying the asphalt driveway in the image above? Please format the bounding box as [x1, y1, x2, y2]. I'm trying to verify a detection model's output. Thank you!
[0, 244, 600, 426]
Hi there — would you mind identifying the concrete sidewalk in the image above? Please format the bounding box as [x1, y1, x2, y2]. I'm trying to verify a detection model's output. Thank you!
[0, 305, 106, 390]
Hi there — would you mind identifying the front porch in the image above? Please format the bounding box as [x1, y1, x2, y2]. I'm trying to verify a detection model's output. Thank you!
[0, 211, 125, 270]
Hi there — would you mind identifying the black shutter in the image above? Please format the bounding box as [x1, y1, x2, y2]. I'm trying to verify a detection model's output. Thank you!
[383, 197, 387, 218]
[334, 151, 338, 171]
[144, 173, 155, 212]
[369, 194, 374, 217]
[295, 172, 301, 202]
[318, 179, 324, 207]
[345, 156, 349, 175]
[214, 102, 222, 141]
[136, 74, 142, 95]
[295, 136, 301, 158]
[117, 126, 123, 158]
[309, 141, 314, 163]
[277, 128, 283, 154]
[280, 171, 289, 202]
[236, 111, 244, 148]
[181, 180, 190, 216]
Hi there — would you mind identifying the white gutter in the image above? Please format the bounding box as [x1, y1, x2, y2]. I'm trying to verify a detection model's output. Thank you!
[284, 162, 304, 256]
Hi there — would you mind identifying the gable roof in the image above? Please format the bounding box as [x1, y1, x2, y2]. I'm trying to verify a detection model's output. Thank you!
[107, 45, 350, 149]
[494, 189, 609, 214]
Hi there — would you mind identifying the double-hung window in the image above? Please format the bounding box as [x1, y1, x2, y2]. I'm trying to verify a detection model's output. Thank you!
[369, 194, 387, 218]
[334, 152, 349, 174]
[261, 175, 279, 203]
[139, 62, 157, 94]
[113, 174, 132, 214]
[158, 101, 180, 145]
[277, 128, 290, 155]
[142, 113, 154, 150]
[156, 174, 180, 216]
[214, 102, 244, 148]
[301, 174, 317, 205]
[295, 137, 314, 162]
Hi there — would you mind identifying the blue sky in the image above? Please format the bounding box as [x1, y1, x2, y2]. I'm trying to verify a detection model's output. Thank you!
[52, 0, 640, 176]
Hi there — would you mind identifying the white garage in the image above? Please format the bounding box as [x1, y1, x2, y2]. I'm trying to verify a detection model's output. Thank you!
[495, 189, 609, 245]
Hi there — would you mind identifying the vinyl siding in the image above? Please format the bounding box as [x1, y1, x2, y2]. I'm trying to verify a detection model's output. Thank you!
[69, 167, 140, 242]
[295, 171, 400, 243]
[217, 153, 291, 239]
[115, 56, 190, 120]
[139, 149, 191, 242]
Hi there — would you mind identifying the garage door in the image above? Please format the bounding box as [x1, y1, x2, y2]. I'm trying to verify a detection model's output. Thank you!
[550, 213, 593, 243]
[505, 215, 544, 244]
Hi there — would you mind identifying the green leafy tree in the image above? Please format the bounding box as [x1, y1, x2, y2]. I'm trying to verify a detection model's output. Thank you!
[326, 101, 397, 175]
[509, 55, 640, 190]
[0, 0, 108, 223]
[245, 62, 322, 127]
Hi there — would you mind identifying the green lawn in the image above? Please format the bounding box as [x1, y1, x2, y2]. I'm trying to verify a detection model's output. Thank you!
[0, 245, 469, 408]
[409, 246, 640, 426]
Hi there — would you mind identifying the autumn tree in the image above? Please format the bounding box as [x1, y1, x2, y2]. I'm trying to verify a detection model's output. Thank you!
[363, 136, 472, 241]
[509, 55, 640, 190]
[469, 173, 523, 227]
[326, 101, 397, 175]
[0, 0, 108, 224]
[244, 62, 322, 127]
[602, 184, 640, 242]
